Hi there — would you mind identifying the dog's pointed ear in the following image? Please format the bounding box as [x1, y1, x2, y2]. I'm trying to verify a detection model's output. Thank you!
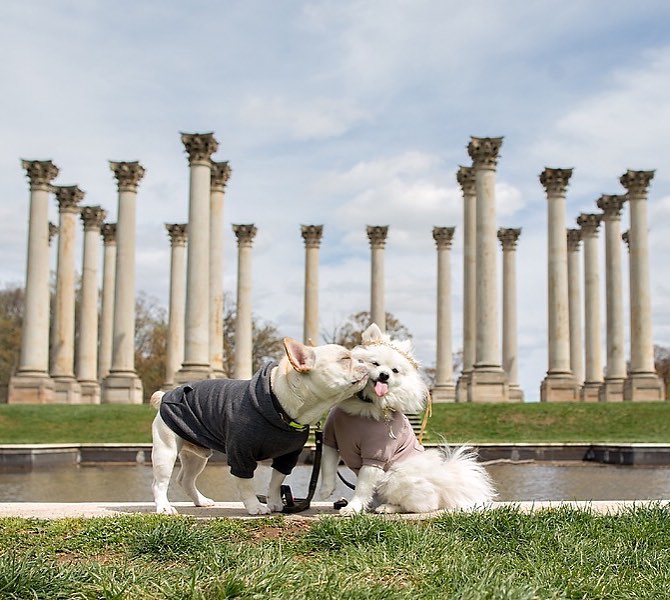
[362, 323, 384, 343]
[283, 337, 316, 373]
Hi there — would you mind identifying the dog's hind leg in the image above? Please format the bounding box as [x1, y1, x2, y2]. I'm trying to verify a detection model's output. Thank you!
[151, 416, 180, 514]
[177, 446, 215, 508]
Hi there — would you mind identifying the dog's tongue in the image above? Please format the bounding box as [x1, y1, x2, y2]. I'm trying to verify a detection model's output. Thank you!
[374, 381, 389, 397]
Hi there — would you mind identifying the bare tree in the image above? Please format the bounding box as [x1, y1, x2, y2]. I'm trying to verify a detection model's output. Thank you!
[321, 310, 411, 348]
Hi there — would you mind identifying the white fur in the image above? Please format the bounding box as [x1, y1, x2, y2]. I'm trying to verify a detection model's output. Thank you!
[320, 323, 496, 514]
[151, 337, 368, 516]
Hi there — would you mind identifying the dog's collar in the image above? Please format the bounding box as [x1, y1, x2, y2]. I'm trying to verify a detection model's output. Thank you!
[269, 390, 309, 432]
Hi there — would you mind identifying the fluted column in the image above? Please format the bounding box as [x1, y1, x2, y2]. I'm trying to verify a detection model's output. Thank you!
[98, 223, 116, 380]
[76, 206, 106, 404]
[367, 226, 388, 332]
[9, 160, 60, 404]
[102, 161, 145, 404]
[176, 132, 219, 383]
[498, 228, 524, 401]
[577, 213, 603, 401]
[301, 225, 323, 345]
[467, 136, 509, 402]
[209, 160, 231, 378]
[620, 170, 665, 401]
[233, 225, 256, 379]
[456, 165, 476, 402]
[163, 224, 188, 389]
[567, 229, 584, 387]
[540, 168, 578, 402]
[432, 227, 456, 402]
[51, 185, 83, 403]
[597, 194, 627, 401]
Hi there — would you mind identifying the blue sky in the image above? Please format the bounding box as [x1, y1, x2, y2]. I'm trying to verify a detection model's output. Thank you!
[2, 0, 670, 400]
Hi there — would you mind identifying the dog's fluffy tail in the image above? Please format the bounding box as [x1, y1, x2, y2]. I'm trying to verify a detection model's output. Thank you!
[378, 445, 496, 513]
[150, 390, 165, 410]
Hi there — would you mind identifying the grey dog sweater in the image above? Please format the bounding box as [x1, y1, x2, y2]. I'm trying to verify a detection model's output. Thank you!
[159, 362, 309, 479]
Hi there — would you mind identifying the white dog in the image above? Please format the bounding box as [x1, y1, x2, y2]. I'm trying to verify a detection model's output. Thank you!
[320, 324, 496, 515]
[151, 337, 368, 515]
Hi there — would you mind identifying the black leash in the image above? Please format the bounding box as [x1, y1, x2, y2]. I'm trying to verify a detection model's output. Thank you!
[280, 429, 323, 513]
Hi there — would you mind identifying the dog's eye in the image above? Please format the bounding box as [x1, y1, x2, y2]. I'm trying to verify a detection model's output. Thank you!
[392, 368, 399, 374]
[372, 361, 380, 367]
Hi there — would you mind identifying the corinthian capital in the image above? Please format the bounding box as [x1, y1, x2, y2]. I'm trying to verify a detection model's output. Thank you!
[497, 227, 522, 250]
[596, 194, 626, 220]
[577, 213, 602, 236]
[540, 167, 573, 196]
[301, 225, 323, 248]
[21, 159, 59, 190]
[54, 185, 84, 212]
[80, 205, 107, 230]
[101, 223, 117, 245]
[181, 132, 219, 166]
[619, 169, 655, 198]
[166, 223, 188, 246]
[110, 161, 145, 192]
[467, 136, 503, 169]
[566, 228, 582, 251]
[432, 226, 455, 249]
[366, 225, 389, 249]
[456, 165, 476, 196]
[211, 160, 232, 191]
[233, 224, 257, 247]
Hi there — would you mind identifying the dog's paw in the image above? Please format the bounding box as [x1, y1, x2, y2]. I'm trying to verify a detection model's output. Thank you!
[339, 501, 366, 516]
[243, 500, 272, 515]
[318, 486, 335, 500]
[266, 496, 284, 512]
[155, 503, 178, 515]
[194, 495, 215, 508]
[375, 503, 402, 514]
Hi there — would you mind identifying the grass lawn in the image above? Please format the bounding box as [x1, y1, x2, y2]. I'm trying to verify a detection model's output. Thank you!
[1, 401, 670, 444]
[1, 507, 669, 598]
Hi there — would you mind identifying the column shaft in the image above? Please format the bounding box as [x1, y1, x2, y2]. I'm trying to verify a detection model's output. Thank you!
[98, 224, 116, 380]
[567, 229, 584, 386]
[367, 226, 388, 331]
[164, 224, 187, 389]
[302, 225, 323, 345]
[233, 224, 256, 379]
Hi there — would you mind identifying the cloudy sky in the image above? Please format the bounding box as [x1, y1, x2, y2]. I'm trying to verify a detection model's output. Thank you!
[2, 0, 670, 400]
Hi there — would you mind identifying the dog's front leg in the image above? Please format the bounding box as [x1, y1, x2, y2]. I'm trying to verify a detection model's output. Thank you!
[318, 445, 339, 499]
[234, 476, 271, 515]
[265, 468, 287, 512]
[339, 465, 384, 516]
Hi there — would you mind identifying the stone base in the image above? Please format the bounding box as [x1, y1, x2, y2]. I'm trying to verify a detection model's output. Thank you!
[7, 372, 55, 404]
[79, 380, 101, 404]
[174, 364, 211, 385]
[509, 385, 525, 402]
[455, 372, 471, 403]
[468, 367, 510, 403]
[599, 378, 625, 402]
[53, 376, 82, 404]
[540, 374, 579, 402]
[623, 373, 666, 402]
[580, 381, 602, 402]
[102, 372, 144, 404]
[431, 383, 456, 403]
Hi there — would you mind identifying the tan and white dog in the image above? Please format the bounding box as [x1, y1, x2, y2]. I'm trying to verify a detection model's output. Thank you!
[320, 324, 496, 515]
[151, 337, 368, 515]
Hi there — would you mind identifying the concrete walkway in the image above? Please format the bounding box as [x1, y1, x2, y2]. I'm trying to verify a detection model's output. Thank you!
[0, 500, 667, 520]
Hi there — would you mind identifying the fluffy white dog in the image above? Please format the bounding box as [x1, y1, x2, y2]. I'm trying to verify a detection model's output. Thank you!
[320, 324, 496, 515]
[151, 337, 368, 515]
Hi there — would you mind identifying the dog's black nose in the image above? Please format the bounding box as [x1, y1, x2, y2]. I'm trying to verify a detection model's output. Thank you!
[378, 371, 390, 382]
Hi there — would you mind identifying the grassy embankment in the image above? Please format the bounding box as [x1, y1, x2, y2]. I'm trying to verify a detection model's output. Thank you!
[1, 507, 670, 598]
[1, 401, 670, 443]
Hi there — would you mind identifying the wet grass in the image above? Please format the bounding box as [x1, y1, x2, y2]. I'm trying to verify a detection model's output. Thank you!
[1, 506, 669, 598]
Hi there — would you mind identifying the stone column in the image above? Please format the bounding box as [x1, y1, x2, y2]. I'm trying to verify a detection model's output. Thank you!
[98, 223, 116, 380]
[597, 194, 627, 401]
[301, 225, 323, 345]
[498, 228, 524, 402]
[233, 225, 256, 379]
[540, 168, 578, 402]
[467, 136, 509, 403]
[432, 227, 456, 402]
[9, 160, 59, 404]
[577, 213, 603, 401]
[77, 206, 106, 404]
[209, 160, 231, 378]
[102, 161, 145, 404]
[620, 170, 665, 401]
[567, 229, 584, 387]
[163, 224, 188, 389]
[50, 185, 83, 403]
[456, 165, 476, 402]
[176, 132, 219, 383]
[367, 226, 388, 332]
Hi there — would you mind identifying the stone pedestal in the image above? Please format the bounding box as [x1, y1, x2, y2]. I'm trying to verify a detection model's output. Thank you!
[164, 224, 188, 390]
[432, 227, 456, 403]
[301, 225, 323, 345]
[98, 223, 116, 380]
[367, 226, 388, 332]
[9, 160, 59, 404]
[233, 224, 257, 380]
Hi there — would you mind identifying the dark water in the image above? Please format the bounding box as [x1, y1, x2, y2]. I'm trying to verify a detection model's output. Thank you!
[1, 462, 670, 503]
